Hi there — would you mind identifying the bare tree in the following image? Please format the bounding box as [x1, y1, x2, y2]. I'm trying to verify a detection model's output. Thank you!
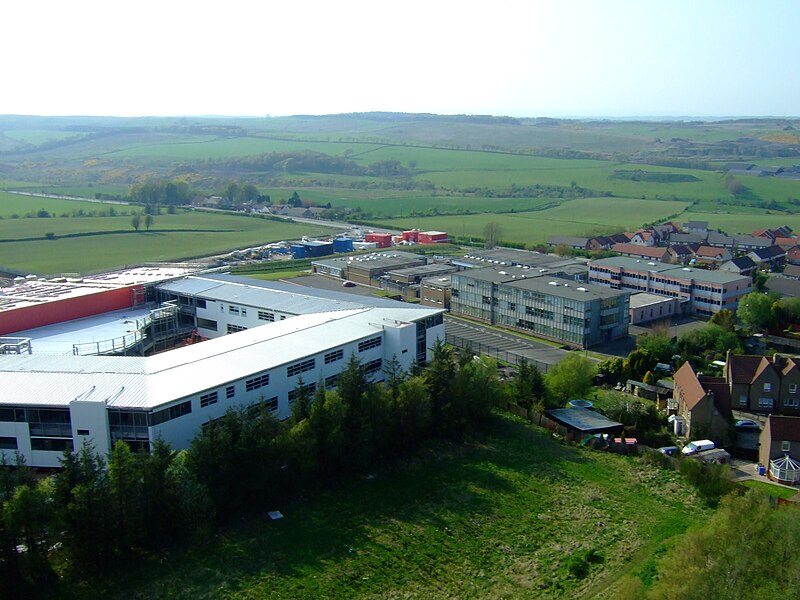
[483, 222, 502, 248]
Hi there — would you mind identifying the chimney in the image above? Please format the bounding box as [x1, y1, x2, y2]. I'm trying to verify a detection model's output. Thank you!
[773, 353, 785, 369]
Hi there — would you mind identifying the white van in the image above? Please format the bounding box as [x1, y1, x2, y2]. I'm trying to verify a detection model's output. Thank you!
[681, 439, 715, 455]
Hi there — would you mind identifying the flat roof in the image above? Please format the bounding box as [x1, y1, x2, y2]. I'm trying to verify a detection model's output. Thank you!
[312, 251, 425, 271]
[10, 306, 154, 355]
[385, 264, 456, 278]
[0, 264, 207, 313]
[546, 407, 623, 432]
[160, 274, 406, 311]
[629, 292, 676, 310]
[505, 276, 627, 301]
[0, 305, 444, 410]
[452, 265, 541, 284]
[421, 274, 452, 288]
[590, 256, 751, 284]
[453, 248, 574, 269]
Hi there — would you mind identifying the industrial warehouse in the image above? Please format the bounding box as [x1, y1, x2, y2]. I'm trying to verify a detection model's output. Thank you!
[0, 269, 445, 468]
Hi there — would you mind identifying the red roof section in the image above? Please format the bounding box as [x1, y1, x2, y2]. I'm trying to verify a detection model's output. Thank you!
[612, 243, 668, 259]
[767, 415, 800, 442]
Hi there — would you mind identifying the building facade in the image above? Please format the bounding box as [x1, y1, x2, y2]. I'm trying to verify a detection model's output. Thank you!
[450, 267, 629, 347]
[588, 256, 751, 317]
[1, 277, 445, 469]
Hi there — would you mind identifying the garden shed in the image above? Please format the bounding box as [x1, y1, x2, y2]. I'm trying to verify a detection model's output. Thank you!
[545, 407, 624, 442]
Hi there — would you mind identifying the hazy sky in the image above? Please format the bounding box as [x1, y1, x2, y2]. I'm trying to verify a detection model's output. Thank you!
[2, 0, 798, 118]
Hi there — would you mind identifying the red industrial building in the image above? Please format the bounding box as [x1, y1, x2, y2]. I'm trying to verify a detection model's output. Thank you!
[418, 231, 449, 244]
[365, 232, 393, 248]
[0, 285, 144, 335]
[402, 229, 420, 243]
[401, 229, 448, 245]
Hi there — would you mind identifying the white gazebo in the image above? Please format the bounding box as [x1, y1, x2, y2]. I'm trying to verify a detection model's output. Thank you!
[769, 455, 800, 486]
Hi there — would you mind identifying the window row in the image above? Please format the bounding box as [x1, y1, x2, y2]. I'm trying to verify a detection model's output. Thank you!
[246, 373, 270, 392]
[325, 348, 344, 364]
[287, 358, 316, 377]
[358, 336, 382, 352]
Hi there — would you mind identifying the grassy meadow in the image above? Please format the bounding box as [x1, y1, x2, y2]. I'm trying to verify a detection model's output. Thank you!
[0, 208, 335, 274]
[77, 414, 710, 600]
[374, 197, 692, 246]
[1, 114, 799, 270]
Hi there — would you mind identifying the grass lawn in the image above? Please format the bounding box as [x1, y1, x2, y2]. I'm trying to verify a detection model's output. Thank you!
[0, 212, 336, 275]
[742, 480, 800, 501]
[373, 197, 691, 246]
[75, 413, 710, 599]
[0, 190, 129, 218]
[679, 210, 800, 235]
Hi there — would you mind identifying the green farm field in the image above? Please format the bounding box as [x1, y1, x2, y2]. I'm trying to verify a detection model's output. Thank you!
[375, 197, 691, 246]
[77, 414, 710, 600]
[0, 190, 130, 218]
[680, 211, 800, 234]
[0, 210, 335, 274]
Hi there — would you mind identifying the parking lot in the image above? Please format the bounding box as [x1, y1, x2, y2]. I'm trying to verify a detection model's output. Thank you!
[444, 316, 578, 372]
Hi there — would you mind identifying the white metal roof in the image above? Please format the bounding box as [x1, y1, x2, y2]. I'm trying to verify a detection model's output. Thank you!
[0, 306, 442, 410]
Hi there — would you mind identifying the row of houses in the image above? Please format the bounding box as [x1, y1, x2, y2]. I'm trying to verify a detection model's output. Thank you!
[548, 221, 799, 271]
[673, 353, 800, 441]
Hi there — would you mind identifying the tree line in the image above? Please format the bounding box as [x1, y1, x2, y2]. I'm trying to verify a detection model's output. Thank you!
[0, 343, 510, 595]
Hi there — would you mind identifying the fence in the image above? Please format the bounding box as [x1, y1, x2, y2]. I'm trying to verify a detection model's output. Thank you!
[445, 332, 550, 373]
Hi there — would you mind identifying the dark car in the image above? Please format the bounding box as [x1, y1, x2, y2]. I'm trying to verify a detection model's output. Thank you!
[658, 446, 680, 456]
[735, 419, 761, 431]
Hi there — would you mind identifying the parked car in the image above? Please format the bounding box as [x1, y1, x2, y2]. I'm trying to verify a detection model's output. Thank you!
[735, 419, 761, 431]
[658, 446, 680, 456]
[342, 281, 356, 287]
[681, 439, 715, 455]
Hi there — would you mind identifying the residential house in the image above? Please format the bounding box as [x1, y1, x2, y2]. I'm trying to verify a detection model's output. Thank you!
[694, 245, 732, 266]
[587, 236, 616, 251]
[628, 229, 658, 246]
[612, 243, 670, 262]
[753, 227, 792, 242]
[706, 231, 735, 248]
[720, 256, 756, 277]
[666, 244, 694, 265]
[782, 264, 800, 279]
[725, 353, 800, 415]
[766, 276, 800, 298]
[609, 232, 632, 244]
[758, 415, 800, 468]
[787, 246, 800, 266]
[774, 237, 798, 249]
[733, 235, 773, 251]
[748, 245, 787, 270]
[547, 236, 590, 250]
[671, 232, 708, 245]
[685, 220, 709, 235]
[673, 361, 733, 443]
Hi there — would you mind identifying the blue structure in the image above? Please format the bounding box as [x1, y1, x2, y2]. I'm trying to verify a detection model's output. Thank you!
[333, 237, 354, 253]
[291, 241, 334, 259]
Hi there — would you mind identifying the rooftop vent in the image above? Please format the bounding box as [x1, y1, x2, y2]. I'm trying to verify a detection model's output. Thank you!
[577, 287, 588, 292]
[548, 281, 559, 286]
